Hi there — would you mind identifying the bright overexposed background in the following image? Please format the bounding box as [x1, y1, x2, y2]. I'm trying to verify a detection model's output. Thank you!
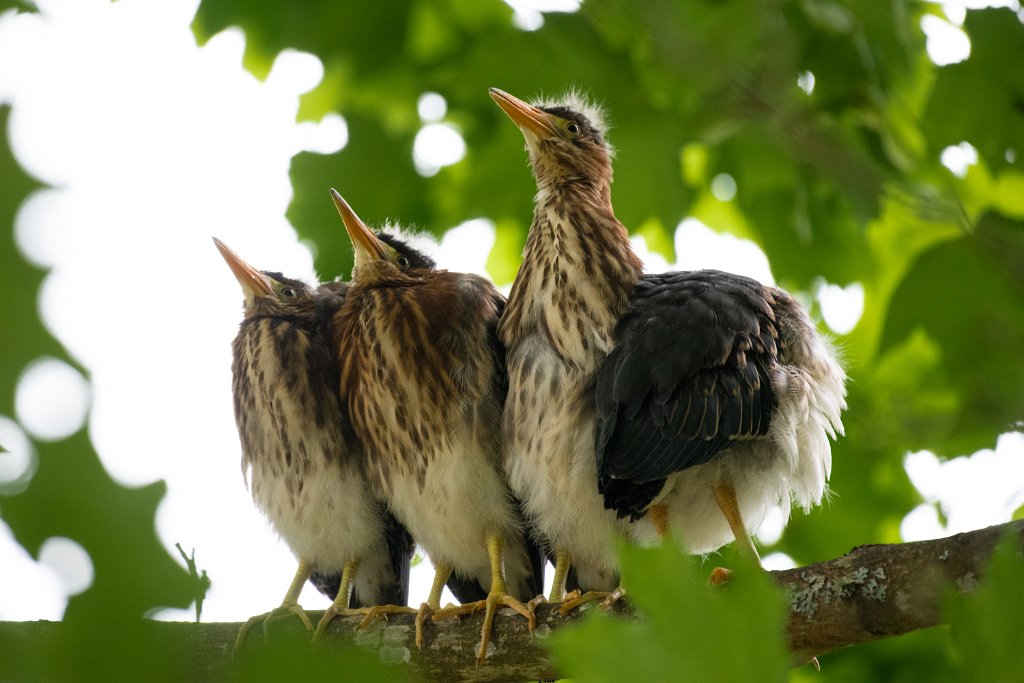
[0, 0, 1021, 622]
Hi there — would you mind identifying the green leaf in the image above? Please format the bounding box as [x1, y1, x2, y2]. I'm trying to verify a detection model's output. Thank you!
[0, 108, 191, 679]
[0, 106, 57, 421]
[547, 543, 789, 682]
[923, 8, 1024, 173]
[175, 543, 212, 623]
[193, 0, 417, 81]
[288, 111, 432, 281]
[231, 637, 407, 683]
[881, 212, 1024, 454]
[946, 532, 1024, 681]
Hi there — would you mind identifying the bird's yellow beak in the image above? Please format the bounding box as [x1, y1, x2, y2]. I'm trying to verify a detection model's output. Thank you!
[213, 237, 274, 299]
[330, 188, 388, 269]
[489, 88, 558, 140]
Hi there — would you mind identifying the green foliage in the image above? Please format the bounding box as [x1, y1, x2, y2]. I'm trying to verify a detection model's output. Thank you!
[2, 0, 1024, 680]
[547, 543, 790, 682]
[882, 212, 1024, 454]
[0, 106, 53, 424]
[923, 9, 1024, 173]
[176, 543, 212, 623]
[946, 533, 1024, 682]
[231, 636, 407, 683]
[0, 105, 193, 680]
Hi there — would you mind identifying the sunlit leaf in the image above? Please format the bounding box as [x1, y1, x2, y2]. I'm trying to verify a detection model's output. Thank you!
[881, 212, 1024, 454]
[0, 106, 55, 420]
[923, 8, 1024, 173]
[547, 543, 789, 682]
[946, 532, 1024, 681]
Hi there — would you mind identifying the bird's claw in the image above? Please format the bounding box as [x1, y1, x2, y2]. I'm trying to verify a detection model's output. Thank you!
[599, 586, 625, 609]
[355, 604, 418, 631]
[415, 602, 439, 649]
[476, 592, 537, 665]
[526, 593, 547, 615]
[234, 602, 312, 653]
[416, 601, 477, 649]
[315, 604, 418, 642]
[558, 588, 621, 615]
[312, 604, 340, 641]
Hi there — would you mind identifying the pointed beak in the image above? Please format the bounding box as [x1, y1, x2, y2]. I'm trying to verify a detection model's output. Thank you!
[212, 237, 273, 299]
[489, 87, 558, 139]
[330, 188, 388, 268]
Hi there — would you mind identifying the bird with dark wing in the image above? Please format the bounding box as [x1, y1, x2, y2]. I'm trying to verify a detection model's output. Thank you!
[490, 87, 846, 601]
[215, 239, 415, 649]
[328, 189, 543, 664]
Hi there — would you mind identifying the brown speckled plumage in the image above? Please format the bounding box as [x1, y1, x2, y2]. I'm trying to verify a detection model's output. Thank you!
[327, 196, 542, 635]
[491, 88, 846, 595]
[217, 239, 412, 616]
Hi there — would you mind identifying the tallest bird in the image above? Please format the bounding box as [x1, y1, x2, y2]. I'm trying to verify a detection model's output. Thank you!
[491, 87, 846, 598]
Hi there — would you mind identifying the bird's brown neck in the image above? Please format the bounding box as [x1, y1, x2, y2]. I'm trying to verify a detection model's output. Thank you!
[500, 180, 643, 368]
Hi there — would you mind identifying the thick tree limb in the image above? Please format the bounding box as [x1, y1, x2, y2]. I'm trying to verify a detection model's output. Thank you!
[2, 521, 1020, 682]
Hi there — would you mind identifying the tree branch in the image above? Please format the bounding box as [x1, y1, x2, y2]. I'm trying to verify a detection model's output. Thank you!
[3, 521, 1020, 682]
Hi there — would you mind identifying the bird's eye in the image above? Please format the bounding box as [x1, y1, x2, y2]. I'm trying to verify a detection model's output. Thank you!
[566, 122, 581, 137]
[280, 287, 296, 298]
[396, 255, 410, 269]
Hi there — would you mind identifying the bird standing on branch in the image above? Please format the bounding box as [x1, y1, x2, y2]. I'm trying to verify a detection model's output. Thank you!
[328, 189, 543, 664]
[490, 87, 846, 601]
[215, 239, 415, 648]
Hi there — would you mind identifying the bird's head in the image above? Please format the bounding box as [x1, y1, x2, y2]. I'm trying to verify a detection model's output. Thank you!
[213, 237, 318, 317]
[490, 87, 613, 191]
[330, 188, 435, 286]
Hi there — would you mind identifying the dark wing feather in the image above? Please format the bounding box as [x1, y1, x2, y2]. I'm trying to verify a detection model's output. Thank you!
[309, 571, 341, 602]
[445, 573, 488, 604]
[596, 270, 779, 519]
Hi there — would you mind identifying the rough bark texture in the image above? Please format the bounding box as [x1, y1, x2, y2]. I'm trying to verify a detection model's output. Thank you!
[2, 521, 1020, 682]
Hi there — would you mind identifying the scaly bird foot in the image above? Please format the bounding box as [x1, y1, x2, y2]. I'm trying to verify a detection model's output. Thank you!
[415, 601, 463, 649]
[558, 589, 615, 615]
[416, 600, 484, 649]
[355, 604, 419, 630]
[312, 603, 418, 641]
[476, 590, 537, 665]
[234, 601, 313, 653]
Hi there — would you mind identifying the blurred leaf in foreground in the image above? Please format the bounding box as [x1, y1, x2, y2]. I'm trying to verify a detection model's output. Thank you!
[946, 531, 1024, 682]
[547, 542, 789, 682]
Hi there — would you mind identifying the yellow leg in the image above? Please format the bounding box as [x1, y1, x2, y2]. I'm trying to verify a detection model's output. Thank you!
[713, 480, 761, 567]
[415, 563, 452, 649]
[426, 562, 451, 610]
[312, 559, 358, 640]
[476, 534, 536, 665]
[548, 548, 571, 602]
[314, 559, 418, 640]
[648, 503, 670, 539]
[428, 536, 538, 665]
[234, 559, 314, 652]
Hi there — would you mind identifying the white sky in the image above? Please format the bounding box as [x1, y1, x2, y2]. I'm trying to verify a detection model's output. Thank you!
[0, 0, 1020, 622]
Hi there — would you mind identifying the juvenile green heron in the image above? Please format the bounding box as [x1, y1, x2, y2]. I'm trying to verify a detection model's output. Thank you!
[490, 88, 846, 600]
[328, 189, 542, 664]
[215, 239, 415, 647]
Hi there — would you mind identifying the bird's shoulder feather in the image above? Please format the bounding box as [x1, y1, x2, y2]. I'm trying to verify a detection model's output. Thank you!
[596, 270, 782, 518]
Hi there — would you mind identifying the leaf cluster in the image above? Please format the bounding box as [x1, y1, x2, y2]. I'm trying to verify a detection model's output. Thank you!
[1, 1, 1023, 680]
